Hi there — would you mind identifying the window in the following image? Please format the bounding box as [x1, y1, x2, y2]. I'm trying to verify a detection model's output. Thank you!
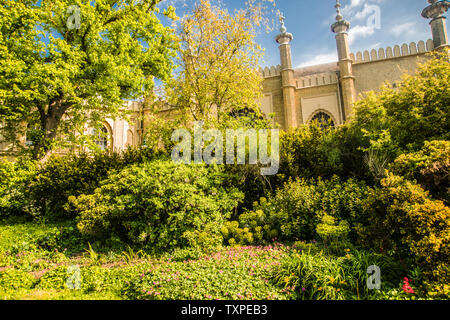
[94, 126, 109, 151]
[310, 112, 335, 129]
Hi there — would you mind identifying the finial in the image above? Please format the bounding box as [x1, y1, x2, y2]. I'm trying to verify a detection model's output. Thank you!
[331, 0, 350, 33]
[275, 12, 293, 44]
[279, 13, 287, 33]
[335, 0, 343, 21]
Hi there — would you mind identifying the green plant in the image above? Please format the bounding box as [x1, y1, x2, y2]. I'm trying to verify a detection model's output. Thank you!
[272, 248, 404, 300]
[391, 140, 449, 204]
[121, 246, 145, 266]
[0, 268, 37, 291]
[84, 243, 103, 266]
[0, 158, 37, 218]
[28, 148, 167, 220]
[316, 214, 351, 254]
[224, 176, 371, 245]
[357, 172, 450, 284]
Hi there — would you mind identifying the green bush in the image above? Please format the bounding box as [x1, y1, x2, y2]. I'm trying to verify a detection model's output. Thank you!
[316, 214, 351, 254]
[391, 140, 449, 204]
[69, 160, 244, 252]
[357, 173, 450, 284]
[349, 54, 450, 158]
[223, 176, 370, 244]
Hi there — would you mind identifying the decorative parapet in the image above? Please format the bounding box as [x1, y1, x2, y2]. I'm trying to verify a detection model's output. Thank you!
[350, 39, 434, 63]
[259, 65, 282, 78]
[296, 72, 338, 89]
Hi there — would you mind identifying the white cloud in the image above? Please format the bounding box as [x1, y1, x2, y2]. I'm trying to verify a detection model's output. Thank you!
[296, 52, 338, 68]
[348, 24, 376, 44]
[391, 22, 417, 37]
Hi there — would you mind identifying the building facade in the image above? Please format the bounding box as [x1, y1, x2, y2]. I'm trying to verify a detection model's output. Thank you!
[259, 0, 450, 130]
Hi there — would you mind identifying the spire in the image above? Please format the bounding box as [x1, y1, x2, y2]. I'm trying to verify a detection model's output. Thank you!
[280, 13, 287, 33]
[275, 12, 293, 45]
[331, 0, 350, 34]
[335, 0, 343, 21]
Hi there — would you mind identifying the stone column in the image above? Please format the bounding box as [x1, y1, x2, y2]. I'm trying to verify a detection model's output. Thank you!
[276, 16, 298, 129]
[422, 0, 450, 49]
[331, 0, 356, 121]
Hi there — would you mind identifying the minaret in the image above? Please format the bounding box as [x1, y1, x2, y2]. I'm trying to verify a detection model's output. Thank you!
[331, 0, 356, 121]
[422, 0, 450, 49]
[276, 14, 299, 129]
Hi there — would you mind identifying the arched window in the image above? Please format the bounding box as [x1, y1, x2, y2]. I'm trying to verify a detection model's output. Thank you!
[310, 112, 335, 128]
[94, 126, 109, 151]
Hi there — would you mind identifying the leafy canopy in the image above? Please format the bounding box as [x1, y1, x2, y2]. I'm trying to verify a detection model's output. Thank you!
[0, 0, 178, 158]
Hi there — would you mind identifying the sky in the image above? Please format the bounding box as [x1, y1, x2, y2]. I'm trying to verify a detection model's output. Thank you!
[157, 0, 449, 69]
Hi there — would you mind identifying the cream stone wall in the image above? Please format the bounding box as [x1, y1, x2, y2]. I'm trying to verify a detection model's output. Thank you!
[260, 38, 437, 130]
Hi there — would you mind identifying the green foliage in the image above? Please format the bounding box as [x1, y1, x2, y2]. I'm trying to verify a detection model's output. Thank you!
[357, 173, 450, 284]
[0, 268, 37, 290]
[27, 148, 167, 220]
[350, 53, 450, 158]
[70, 160, 244, 252]
[37, 266, 70, 290]
[272, 248, 404, 300]
[316, 214, 351, 254]
[0, 0, 178, 159]
[121, 245, 289, 300]
[278, 124, 344, 182]
[391, 140, 449, 203]
[224, 176, 371, 245]
[0, 158, 37, 218]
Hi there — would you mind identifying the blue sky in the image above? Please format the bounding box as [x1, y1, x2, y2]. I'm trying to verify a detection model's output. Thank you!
[158, 0, 449, 69]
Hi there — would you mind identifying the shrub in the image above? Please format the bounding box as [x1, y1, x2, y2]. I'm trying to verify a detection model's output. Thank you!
[0, 158, 37, 218]
[277, 124, 344, 182]
[223, 176, 370, 244]
[357, 173, 450, 284]
[28, 148, 167, 220]
[391, 140, 449, 204]
[70, 160, 244, 252]
[316, 214, 351, 254]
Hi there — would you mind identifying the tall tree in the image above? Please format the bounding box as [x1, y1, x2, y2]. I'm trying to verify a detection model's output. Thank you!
[0, 0, 178, 159]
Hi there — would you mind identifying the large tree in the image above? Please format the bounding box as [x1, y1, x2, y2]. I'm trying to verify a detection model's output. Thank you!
[158, 0, 275, 129]
[0, 0, 178, 159]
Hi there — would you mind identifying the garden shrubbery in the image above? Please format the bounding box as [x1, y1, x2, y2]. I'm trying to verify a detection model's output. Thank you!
[357, 173, 450, 285]
[222, 176, 370, 245]
[68, 160, 244, 252]
[0, 55, 449, 300]
[0, 159, 37, 218]
[29, 147, 167, 220]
